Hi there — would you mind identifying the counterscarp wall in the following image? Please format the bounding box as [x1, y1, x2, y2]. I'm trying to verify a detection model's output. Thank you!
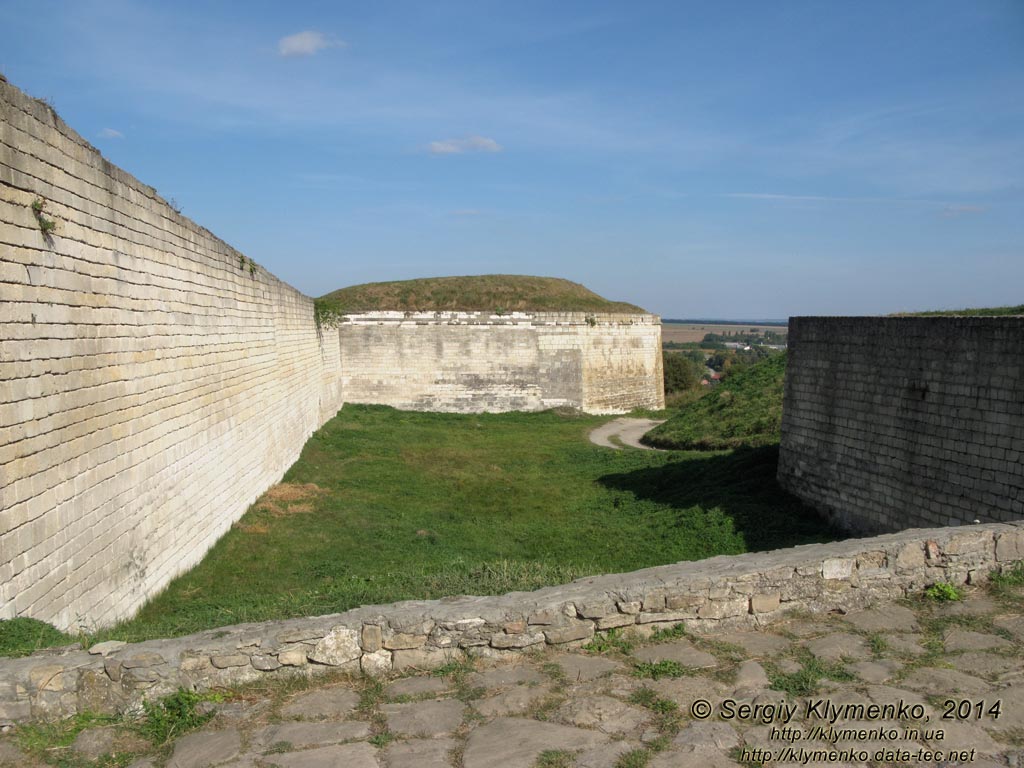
[337, 312, 664, 414]
[779, 316, 1024, 534]
[0, 80, 344, 631]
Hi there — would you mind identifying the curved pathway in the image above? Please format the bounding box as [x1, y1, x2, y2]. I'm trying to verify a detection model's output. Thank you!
[588, 417, 665, 450]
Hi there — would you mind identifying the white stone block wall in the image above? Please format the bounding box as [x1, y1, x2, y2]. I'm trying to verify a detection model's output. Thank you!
[0, 80, 344, 631]
[337, 311, 664, 414]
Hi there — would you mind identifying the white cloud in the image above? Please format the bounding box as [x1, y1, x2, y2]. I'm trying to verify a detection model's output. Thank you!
[98, 127, 124, 139]
[941, 204, 986, 219]
[429, 136, 503, 155]
[278, 31, 342, 58]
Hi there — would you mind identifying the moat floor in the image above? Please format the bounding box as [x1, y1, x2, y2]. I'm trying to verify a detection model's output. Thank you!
[3, 586, 1023, 768]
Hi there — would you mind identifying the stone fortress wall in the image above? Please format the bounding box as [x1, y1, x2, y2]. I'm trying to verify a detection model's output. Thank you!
[778, 316, 1024, 534]
[0, 78, 662, 633]
[0, 79, 345, 631]
[337, 311, 664, 414]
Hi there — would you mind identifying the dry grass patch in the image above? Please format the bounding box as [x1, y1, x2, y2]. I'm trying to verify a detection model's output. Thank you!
[256, 483, 324, 517]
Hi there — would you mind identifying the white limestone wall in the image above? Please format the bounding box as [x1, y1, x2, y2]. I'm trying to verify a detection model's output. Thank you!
[337, 312, 664, 414]
[0, 79, 344, 631]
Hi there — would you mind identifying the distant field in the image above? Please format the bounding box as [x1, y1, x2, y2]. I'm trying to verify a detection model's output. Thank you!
[662, 322, 789, 344]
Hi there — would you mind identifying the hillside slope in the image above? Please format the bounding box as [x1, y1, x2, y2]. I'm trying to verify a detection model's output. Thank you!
[318, 275, 646, 313]
[643, 352, 786, 450]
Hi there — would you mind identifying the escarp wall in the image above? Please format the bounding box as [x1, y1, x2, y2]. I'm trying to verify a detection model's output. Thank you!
[779, 316, 1024, 534]
[337, 311, 665, 414]
[0, 79, 344, 631]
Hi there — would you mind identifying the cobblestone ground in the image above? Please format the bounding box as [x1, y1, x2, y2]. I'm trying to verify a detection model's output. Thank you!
[3, 584, 1023, 768]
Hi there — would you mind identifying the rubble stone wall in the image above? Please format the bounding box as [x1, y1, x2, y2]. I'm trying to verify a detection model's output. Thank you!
[779, 316, 1024, 534]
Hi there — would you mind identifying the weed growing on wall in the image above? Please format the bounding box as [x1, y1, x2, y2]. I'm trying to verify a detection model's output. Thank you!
[237, 254, 258, 277]
[30, 198, 57, 235]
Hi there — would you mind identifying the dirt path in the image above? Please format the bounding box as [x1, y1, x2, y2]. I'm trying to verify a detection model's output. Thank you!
[588, 417, 665, 450]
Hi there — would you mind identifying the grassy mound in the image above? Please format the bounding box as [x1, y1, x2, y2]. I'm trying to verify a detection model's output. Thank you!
[893, 304, 1024, 317]
[317, 274, 646, 314]
[644, 353, 786, 450]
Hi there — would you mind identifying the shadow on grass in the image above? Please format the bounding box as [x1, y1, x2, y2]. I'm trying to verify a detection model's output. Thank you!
[598, 445, 841, 553]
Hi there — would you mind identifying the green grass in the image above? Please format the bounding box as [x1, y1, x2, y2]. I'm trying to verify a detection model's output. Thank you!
[10, 405, 833, 651]
[0, 617, 76, 658]
[643, 353, 786, 450]
[318, 274, 645, 314]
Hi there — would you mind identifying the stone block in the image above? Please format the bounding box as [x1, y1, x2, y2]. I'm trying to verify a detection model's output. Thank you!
[749, 593, 781, 614]
[697, 598, 747, 620]
[309, 627, 361, 665]
[595, 614, 636, 630]
[995, 529, 1024, 562]
[490, 631, 545, 649]
[543, 621, 595, 644]
[360, 650, 392, 677]
[384, 633, 428, 650]
[361, 624, 382, 652]
[822, 558, 854, 580]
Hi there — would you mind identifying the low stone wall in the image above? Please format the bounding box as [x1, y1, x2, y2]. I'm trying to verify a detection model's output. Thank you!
[3, 521, 1021, 725]
[337, 311, 664, 414]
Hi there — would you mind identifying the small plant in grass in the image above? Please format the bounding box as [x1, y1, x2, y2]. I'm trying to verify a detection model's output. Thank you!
[15, 711, 122, 761]
[432, 657, 475, 678]
[614, 748, 652, 768]
[989, 563, 1024, 605]
[369, 731, 395, 747]
[867, 633, 888, 657]
[767, 653, 853, 697]
[265, 740, 294, 754]
[632, 660, 690, 680]
[536, 750, 575, 768]
[138, 688, 213, 745]
[924, 582, 963, 602]
[583, 628, 633, 655]
[647, 622, 689, 643]
[629, 686, 681, 737]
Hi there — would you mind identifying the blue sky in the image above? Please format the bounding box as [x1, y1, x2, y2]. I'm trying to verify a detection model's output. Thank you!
[2, 1, 1022, 318]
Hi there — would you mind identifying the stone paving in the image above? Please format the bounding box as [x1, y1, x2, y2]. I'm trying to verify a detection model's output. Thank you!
[2, 584, 1023, 768]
